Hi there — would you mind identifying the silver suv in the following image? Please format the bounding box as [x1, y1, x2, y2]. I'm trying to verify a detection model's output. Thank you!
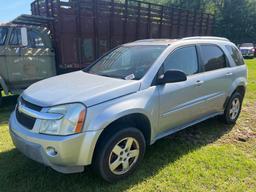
[9, 37, 247, 182]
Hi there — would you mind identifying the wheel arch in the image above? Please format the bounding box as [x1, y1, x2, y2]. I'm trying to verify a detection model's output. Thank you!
[224, 84, 246, 109]
[96, 113, 151, 146]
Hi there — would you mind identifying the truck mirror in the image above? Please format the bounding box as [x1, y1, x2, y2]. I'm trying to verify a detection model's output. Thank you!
[21, 27, 28, 47]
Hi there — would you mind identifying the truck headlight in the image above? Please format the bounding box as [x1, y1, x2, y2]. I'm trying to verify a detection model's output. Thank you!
[38, 103, 86, 135]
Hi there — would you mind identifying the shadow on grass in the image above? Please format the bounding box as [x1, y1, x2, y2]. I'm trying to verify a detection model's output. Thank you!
[0, 96, 234, 192]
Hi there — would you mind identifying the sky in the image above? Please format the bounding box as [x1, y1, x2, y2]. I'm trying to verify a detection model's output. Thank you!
[0, 0, 33, 23]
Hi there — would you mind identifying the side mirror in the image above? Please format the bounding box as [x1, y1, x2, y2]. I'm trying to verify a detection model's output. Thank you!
[21, 27, 28, 47]
[158, 70, 187, 84]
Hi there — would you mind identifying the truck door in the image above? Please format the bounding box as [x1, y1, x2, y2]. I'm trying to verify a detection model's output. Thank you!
[27, 28, 56, 81]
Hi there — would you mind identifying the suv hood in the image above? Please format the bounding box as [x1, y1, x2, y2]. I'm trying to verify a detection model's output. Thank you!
[22, 71, 141, 107]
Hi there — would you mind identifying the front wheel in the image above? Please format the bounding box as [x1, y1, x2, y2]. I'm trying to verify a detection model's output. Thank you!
[0, 91, 2, 107]
[93, 127, 146, 183]
[222, 92, 243, 124]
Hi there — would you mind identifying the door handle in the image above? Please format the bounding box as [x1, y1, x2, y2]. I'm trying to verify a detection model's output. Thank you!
[225, 72, 233, 76]
[195, 80, 204, 86]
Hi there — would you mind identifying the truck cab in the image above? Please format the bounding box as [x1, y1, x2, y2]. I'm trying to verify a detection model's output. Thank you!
[0, 25, 56, 100]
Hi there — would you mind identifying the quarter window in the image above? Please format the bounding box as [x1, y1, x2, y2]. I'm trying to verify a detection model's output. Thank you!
[9, 29, 22, 45]
[225, 45, 244, 66]
[163, 46, 198, 75]
[200, 45, 226, 71]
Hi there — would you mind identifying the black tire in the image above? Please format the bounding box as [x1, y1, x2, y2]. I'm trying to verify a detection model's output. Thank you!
[0, 91, 2, 107]
[222, 92, 243, 124]
[93, 127, 146, 183]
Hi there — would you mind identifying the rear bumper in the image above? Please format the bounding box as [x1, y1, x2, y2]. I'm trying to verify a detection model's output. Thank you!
[9, 112, 102, 174]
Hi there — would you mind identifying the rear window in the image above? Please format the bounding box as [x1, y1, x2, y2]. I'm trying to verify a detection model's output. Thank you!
[226, 45, 244, 66]
[200, 45, 227, 71]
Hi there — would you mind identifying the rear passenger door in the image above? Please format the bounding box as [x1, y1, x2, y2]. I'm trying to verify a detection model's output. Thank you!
[197, 44, 234, 114]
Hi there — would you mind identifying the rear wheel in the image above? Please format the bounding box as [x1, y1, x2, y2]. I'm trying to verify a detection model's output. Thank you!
[93, 127, 146, 183]
[222, 92, 243, 124]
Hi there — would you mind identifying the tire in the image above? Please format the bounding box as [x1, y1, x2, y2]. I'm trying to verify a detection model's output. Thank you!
[222, 92, 243, 124]
[0, 91, 2, 107]
[93, 127, 146, 183]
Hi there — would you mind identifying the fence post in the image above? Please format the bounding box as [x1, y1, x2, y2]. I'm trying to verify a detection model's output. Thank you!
[169, 6, 174, 38]
[135, 1, 141, 40]
[109, 0, 114, 49]
[123, 0, 128, 43]
[147, 4, 151, 38]
[93, 0, 98, 59]
[159, 5, 164, 38]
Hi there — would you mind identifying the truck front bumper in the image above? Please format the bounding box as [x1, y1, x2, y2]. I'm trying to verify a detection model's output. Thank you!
[9, 112, 102, 174]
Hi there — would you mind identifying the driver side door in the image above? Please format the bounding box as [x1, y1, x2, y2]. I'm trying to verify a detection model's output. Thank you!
[157, 45, 207, 136]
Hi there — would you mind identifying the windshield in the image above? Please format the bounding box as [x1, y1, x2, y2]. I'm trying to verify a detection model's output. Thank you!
[0, 28, 8, 45]
[240, 43, 254, 47]
[86, 45, 167, 80]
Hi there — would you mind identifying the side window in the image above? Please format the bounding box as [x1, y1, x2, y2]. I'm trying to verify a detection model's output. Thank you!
[225, 45, 245, 66]
[200, 45, 226, 71]
[163, 46, 198, 75]
[9, 28, 21, 46]
[28, 30, 45, 48]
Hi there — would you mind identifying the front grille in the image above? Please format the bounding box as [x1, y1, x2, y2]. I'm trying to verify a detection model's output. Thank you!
[16, 97, 42, 130]
[241, 49, 252, 54]
[16, 110, 36, 130]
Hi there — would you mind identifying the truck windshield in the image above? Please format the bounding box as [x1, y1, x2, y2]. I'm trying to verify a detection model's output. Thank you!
[0, 28, 8, 45]
[86, 45, 167, 80]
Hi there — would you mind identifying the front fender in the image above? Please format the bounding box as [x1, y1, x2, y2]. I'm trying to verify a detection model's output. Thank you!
[0, 75, 9, 95]
[84, 87, 159, 140]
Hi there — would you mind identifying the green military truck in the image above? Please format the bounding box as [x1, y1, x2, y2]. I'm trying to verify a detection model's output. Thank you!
[0, 0, 214, 104]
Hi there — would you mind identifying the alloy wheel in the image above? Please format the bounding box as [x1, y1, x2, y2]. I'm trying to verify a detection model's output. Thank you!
[229, 98, 240, 120]
[108, 137, 140, 175]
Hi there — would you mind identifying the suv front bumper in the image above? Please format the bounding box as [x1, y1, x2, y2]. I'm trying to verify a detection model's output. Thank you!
[9, 112, 101, 174]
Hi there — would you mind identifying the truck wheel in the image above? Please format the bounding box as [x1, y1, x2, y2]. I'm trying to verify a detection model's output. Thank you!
[222, 92, 243, 124]
[93, 127, 146, 183]
[0, 91, 2, 106]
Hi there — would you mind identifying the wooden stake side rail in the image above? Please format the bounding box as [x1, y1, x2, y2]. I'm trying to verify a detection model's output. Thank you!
[30, 0, 214, 72]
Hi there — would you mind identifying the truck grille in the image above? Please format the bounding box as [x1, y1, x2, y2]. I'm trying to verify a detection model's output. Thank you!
[16, 98, 42, 130]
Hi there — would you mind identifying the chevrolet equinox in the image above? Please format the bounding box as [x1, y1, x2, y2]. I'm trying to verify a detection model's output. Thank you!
[9, 37, 247, 182]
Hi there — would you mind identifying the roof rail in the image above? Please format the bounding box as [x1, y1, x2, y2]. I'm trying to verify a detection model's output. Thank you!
[182, 36, 230, 42]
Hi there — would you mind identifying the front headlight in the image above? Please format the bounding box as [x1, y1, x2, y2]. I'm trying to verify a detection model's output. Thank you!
[38, 103, 86, 135]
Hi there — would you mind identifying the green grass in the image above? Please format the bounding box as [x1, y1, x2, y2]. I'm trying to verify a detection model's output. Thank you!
[1, 60, 256, 192]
